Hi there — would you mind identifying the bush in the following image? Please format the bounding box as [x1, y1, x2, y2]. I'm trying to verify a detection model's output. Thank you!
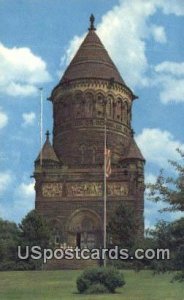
[76, 276, 90, 293]
[0, 258, 43, 271]
[76, 267, 125, 294]
[0, 261, 17, 271]
[171, 271, 184, 283]
[0, 260, 34, 271]
[86, 283, 108, 294]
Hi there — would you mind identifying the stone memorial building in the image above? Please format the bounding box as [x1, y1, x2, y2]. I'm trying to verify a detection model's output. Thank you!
[33, 15, 145, 250]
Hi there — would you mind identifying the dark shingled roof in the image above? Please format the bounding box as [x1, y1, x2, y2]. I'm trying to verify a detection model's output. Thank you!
[60, 28, 125, 86]
[35, 135, 59, 163]
[125, 139, 145, 161]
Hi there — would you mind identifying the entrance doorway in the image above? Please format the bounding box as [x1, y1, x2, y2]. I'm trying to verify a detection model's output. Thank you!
[76, 232, 95, 249]
[67, 208, 102, 248]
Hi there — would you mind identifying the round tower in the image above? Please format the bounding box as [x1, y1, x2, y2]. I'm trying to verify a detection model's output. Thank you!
[50, 15, 137, 168]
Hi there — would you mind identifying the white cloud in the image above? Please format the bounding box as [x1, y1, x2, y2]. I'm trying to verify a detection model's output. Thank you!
[22, 112, 36, 126]
[0, 171, 12, 194]
[150, 25, 167, 43]
[154, 62, 184, 103]
[14, 181, 35, 216]
[155, 62, 184, 76]
[0, 107, 8, 129]
[16, 181, 35, 199]
[60, 0, 184, 89]
[0, 43, 51, 97]
[135, 128, 184, 168]
[160, 0, 184, 16]
[7, 82, 38, 97]
[0, 180, 35, 221]
[159, 77, 184, 103]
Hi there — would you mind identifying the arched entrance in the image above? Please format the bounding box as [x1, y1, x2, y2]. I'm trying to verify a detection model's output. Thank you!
[66, 209, 102, 249]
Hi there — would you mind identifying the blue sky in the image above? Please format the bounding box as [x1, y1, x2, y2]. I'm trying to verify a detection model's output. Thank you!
[0, 0, 184, 228]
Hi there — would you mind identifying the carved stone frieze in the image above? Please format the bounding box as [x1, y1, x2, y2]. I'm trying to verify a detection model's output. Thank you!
[42, 183, 63, 197]
[42, 182, 129, 197]
[107, 182, 129, 196]
[67, 182, 102, 197]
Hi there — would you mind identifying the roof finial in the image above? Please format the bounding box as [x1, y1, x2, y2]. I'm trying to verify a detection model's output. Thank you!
[46, 130, 50, 141]
[89, 14, 96, 31]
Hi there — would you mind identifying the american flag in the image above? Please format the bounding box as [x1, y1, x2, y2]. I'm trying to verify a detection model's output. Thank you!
[105, 148, 111, 177]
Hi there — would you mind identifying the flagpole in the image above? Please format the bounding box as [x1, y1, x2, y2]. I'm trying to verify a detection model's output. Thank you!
[39, 87, 43, 167]
[103, 115, 107, 267]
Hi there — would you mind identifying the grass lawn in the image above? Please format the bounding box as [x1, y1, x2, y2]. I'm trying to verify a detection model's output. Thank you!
[0, 270, 183, 300]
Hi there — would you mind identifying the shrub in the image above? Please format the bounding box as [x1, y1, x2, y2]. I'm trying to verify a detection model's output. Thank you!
[86, 283, 108, 294]
[171, 271, 184, 283]
[76, 276, 90, 293]
[0, 260, 40, 271]
[0, 261, 17, 271]
[76, 267, 125, 294]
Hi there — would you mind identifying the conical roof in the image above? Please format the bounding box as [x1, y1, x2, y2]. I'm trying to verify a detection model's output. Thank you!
[60, 18, 125, 86]
[125, 138, 145, 161]
[35, 131, 60, 163]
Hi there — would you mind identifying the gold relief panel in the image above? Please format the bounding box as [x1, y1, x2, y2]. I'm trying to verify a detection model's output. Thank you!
[42, 183, 63, 197]
[66, 182, 128, 197]
[66, 183, 102, 197]
[107, 183, 129, 196]
[42, 182, 129, 198]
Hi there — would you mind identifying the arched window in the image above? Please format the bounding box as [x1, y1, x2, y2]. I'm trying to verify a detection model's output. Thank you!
[116, 98, 122, 121]
[113, 100, 117, 119]
[96, 93, 104, 117]
[107, 95, 114, 118]
[85, 92, 93, 117]
[123, 101, 128, 124]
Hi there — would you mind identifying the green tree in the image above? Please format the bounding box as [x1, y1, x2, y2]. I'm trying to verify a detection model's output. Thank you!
[107, 203, 137, 249]
[0, 211, 52, 270]
[148, 218, 184, 279]
[18, 210, 52, 269]
[19, 209, 51, 249]
[0, 218, 20, 270]
[147, 149, 184, 281]
[148, 148, 184, 212]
